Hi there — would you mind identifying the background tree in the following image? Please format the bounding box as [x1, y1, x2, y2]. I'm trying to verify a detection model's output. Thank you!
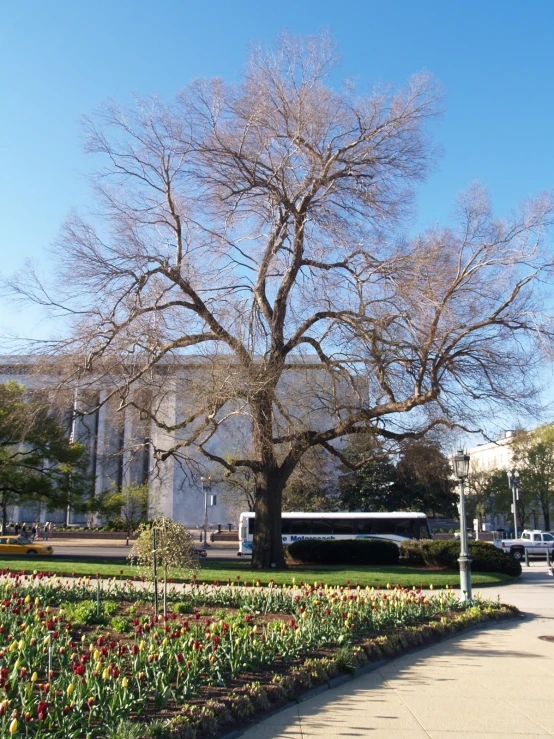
[339, 440, 455, 515]
[99, 481, 151, 545]
[394, 440, 457, 517]
[0, 382, 91, 530]
[466, 467, 536, 531]
[282, 448, 339, 512]
[512, 425, 554, 530]
[9, 34, 554, 567]
[219, 468, 256, 517]
[339, 457, 397, 511]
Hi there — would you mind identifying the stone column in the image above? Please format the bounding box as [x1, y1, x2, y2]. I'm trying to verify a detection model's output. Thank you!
[94, 390, 109, 501]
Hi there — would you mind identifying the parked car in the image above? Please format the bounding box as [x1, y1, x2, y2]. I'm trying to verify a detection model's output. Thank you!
[454, 531, 475, 539]
[0, 536, 53, 556]
[493, 530, 554, 560]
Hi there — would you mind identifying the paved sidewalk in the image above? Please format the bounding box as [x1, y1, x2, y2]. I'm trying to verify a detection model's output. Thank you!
[240, 562, 554, 738]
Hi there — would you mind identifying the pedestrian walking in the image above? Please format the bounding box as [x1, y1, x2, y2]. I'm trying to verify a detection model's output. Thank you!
[43, 522, 49, 541]
[21, 523, 27, 538]
[31, 523, 37, 542]
[14, 523, 20, 536]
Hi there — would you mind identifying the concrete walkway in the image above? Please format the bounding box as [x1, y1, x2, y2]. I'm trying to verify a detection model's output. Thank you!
[240, 562, 554, 738]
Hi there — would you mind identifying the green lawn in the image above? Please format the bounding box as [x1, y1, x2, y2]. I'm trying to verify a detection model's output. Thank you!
[0, 556, 513, 588]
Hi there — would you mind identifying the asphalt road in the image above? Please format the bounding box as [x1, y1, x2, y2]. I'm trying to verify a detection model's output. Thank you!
[49, 544, 242, 560]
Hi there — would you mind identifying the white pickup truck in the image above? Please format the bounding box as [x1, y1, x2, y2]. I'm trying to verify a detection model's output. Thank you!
[493, 530, 554, 560]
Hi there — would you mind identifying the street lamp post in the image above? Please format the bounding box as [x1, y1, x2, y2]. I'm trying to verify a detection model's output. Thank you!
[507, 470, 520, 538]
[201, 476, 212, 547]
[453, 450, 472, 602]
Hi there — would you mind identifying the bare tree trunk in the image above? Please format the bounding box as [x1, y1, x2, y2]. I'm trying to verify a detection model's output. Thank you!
[252, 468, 285, 569]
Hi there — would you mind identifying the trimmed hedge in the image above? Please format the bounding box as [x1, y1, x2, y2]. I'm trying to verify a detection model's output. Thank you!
[286, 538, 399, 565]
[400, 539, 521, 577]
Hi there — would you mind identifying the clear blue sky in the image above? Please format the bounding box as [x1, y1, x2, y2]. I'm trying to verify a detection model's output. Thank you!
[1, 0, 553, 342]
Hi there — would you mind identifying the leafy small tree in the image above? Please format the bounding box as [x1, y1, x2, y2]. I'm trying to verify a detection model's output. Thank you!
[129, 517, 198, 615]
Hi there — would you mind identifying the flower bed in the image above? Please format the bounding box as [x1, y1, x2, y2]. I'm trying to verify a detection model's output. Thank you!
[0, 570, 517, 738]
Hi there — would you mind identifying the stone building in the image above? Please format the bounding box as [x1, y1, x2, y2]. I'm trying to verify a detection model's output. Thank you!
[0, 355, 347, 529]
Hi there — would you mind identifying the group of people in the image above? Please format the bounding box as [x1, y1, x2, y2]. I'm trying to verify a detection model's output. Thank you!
[1, 521, 53, 541]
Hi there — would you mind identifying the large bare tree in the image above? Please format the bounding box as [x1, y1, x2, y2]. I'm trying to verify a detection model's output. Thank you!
[7, 34, 554, 567]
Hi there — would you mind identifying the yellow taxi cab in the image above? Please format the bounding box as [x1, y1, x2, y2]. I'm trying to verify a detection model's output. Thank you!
[0, 537, 54, 556]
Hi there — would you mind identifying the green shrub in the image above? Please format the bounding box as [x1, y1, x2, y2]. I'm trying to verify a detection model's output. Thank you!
[419, 540, 521, 576]
[286, 538, 399, 565]
[399, 540, 425, 566]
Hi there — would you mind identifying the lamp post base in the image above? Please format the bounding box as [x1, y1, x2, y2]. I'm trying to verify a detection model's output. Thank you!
[458, 556, 473, 602]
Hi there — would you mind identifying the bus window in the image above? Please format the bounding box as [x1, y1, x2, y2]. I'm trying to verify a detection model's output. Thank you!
[333, 520, 354, 535]
[248, 518, 256, 536]
[357, 519, 373, 535]
[312, 520, 333, 535]
[281, 519, 291, 534]
[290, 520, 311, 535]
[394, 519, 410, 535]
[374, 519, 394, 535]
[414, 520, 432, 539]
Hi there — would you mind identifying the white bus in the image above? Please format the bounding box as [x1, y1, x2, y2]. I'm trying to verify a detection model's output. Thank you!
[237, 511, 431, 556]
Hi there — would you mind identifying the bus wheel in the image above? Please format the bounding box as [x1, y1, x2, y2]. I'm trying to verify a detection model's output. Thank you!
[237, 552, 242, 557]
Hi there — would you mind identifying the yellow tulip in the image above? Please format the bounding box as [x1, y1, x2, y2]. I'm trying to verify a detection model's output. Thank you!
[31, 672, 38, 683]
[162, 638, 168, 647]
[138, 641, 145, 652]
[8, 718, 17, 734]
[18, 640, 24, 651]
[122, 676, 128, 689]
[102, 667, 110, 680]
[93, 649, 100, 661]
[14, 658, 20, 670]
[67, 683, 74, 695]
[24, 595, 30, 604]
[34, 597, 40, 605]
